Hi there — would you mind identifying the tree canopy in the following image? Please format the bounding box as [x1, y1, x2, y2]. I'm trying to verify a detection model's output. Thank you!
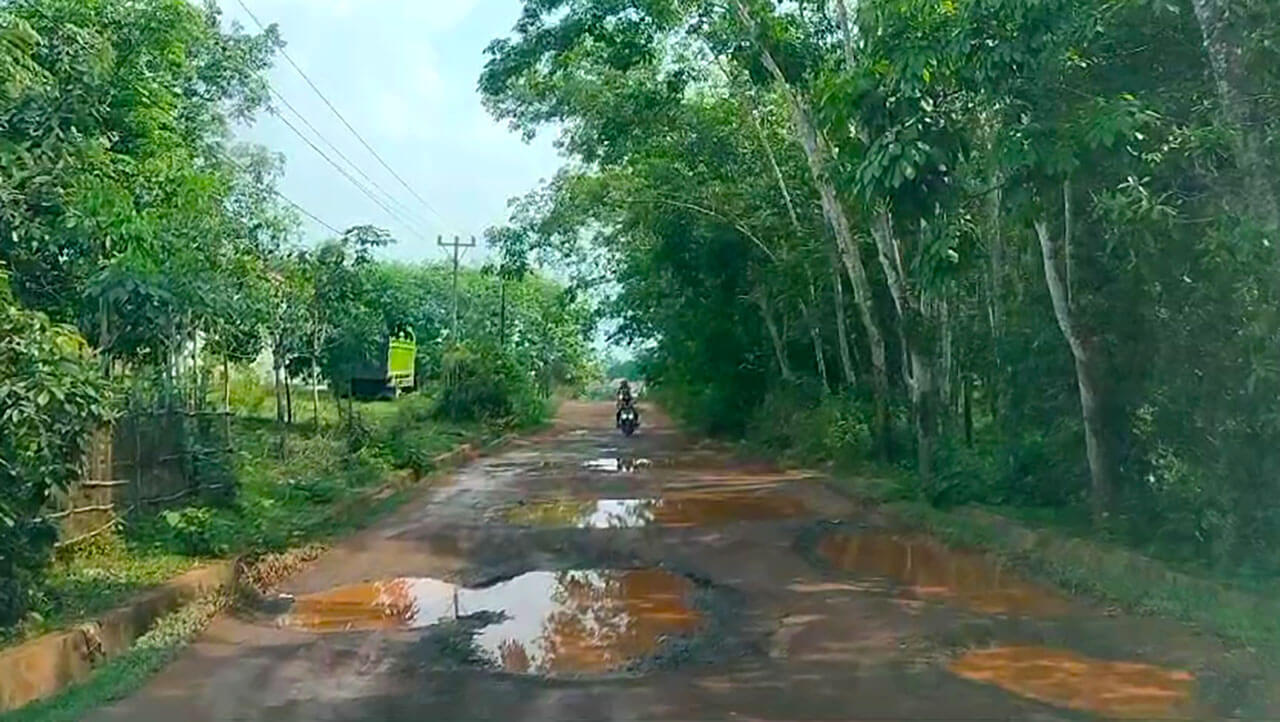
[482, 0, 1280, 573]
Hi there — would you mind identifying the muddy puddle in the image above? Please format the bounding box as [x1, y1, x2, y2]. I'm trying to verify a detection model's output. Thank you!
[816, 532, 1071, 616]
[582, 457, 652, 473]
[504, 491, 811, 528]
[276, 569, 701, 676]
[950, 645, 1196, 719]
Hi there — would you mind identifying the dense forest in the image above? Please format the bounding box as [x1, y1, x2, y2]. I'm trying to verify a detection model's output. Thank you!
[481, 0, 1280, 575]
[0, 0, 592, 626]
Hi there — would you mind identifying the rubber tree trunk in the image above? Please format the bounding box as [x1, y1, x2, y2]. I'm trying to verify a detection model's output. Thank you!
[800, 294, 831, 394]
[986, 176, 1005, 421]
[1189, 0, 1280, 232]
[829, 250, 857, 388]
[869, 208, 940, 483]
[832, 0, 858, 68]
[311, 358, 320, 428]
[962, 374, 973, 447]
[1035, 207, 1117, 525]
[273, 359, 284, 423]
[740, 7, 891, 456]
[735, 74, 836, 398]
[757, 290, 795, 382]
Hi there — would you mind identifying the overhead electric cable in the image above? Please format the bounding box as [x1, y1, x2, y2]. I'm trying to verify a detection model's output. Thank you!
[267, 85, 436, 231]
[271, 110, 433, 241]
[273, 189, 340, 235]
[234, 0, 451, 226]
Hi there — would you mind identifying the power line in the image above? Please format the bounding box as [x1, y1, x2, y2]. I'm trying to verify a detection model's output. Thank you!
[273, 189, 340, 235]
[233, 0, 451, 226]
[267, 85, 436, 232]
[271, 110, 433, 241]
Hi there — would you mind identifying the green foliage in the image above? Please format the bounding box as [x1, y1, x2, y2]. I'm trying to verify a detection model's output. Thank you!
[376, 395, 470, 475]
[747, 387, 874, 466]
[434, 342, 542, 425]
[0, 276, 115, 626]
[483, 0, 1280, 580]
[143, 508, 234, 558]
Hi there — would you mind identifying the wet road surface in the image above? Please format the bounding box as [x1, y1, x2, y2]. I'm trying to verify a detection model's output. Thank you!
[89, 402, 1264, 720]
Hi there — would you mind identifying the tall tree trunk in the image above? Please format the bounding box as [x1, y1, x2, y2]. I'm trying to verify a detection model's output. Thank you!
[1035, 186, 1117, 525]
[1189, 0, 1280, 232]
[987, 177, 1005, 421]
[832, 0, 858, 68]
[190, 327, 200, 412]
[757, 290, 795, 382]
[869, 207, 940, 482]
[284, 371, 293, 425]
[739, 6, 891, 455]
[962, 373, 973, 447]
[311, 358, 321, 428]
[273, 353, 284, 423]
[829, 248, 857, 388]
[800, 291, 831, 394]
[222, 355, 232, 452]
[940, 295, 954, 427]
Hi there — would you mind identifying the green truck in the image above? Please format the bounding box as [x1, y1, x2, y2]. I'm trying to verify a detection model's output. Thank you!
[348, 327, 418, 400]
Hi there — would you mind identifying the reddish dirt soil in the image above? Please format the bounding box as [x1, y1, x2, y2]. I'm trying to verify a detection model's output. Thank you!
[86, 401, 1266, 721]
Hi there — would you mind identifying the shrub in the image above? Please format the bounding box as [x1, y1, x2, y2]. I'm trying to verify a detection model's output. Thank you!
[0, 277, 115, 626]
[433, 342, 538, 424]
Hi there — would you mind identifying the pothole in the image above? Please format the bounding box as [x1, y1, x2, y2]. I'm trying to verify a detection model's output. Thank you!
[273, 569, 702, 676]
[949, 645, 1196, 719]
[814, 532, 1071, 616]
[504, 491, 812, 528]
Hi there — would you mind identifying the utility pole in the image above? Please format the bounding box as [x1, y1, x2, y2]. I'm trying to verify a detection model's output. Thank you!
[438, 235, 476, 341]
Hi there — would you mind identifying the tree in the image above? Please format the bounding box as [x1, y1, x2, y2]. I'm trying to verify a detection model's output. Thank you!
[0, 271, 114, 625]
[483, 0, 1280, 571]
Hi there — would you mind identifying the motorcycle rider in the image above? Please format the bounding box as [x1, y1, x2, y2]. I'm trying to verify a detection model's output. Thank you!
[615, 380, 636, 427]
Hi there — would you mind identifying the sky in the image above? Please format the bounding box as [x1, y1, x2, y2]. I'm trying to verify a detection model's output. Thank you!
[216, 0, 563, 264]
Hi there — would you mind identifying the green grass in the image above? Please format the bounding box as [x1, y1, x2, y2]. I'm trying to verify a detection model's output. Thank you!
[0, 538, 200, 648]
[2, 594, 226, 722]
[3, 393, 505, 652]
[123, 397, 488, 561]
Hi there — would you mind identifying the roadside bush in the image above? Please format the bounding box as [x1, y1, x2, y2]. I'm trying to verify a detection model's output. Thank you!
[746, 385, 873, 465]
[226, 365, 273, 416]
[378, 396, 459, 475]
[0, 277, 115, 626]
[433, 342, 538, 424]
[143, 508, 235, 557]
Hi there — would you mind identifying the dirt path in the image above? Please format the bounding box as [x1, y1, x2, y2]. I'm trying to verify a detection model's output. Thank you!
[88, 402, 1262, 721]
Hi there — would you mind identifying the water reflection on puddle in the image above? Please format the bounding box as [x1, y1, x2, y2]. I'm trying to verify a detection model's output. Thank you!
[278, 569, 700, 675]
[582, 457, 652, 473]
[950, 646, 1195, 719]
[817, 533, 1071, 616]
[506, 492, 811, 528]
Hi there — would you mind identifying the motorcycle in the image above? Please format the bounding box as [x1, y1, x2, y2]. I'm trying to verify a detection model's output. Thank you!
[617, 403, 640, 437]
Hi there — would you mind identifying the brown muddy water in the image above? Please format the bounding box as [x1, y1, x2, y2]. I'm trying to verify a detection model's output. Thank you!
[504, 491, 812, 528]
[817, 531, 1072, 616]
[276, 568, 700, 676]
[950, 645, 1197, 719]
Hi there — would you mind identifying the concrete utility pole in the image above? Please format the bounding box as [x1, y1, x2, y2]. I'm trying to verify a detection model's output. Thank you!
[438, 235, 476, 340]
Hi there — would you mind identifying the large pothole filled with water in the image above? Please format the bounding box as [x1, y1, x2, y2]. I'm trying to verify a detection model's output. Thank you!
[271, 568, 705, 676]
[810, 529, 1072, 616]
[502, 491, 813, 528]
